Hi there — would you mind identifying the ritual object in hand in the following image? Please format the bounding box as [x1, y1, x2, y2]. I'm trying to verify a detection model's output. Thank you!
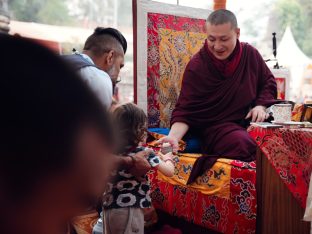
[161, 143, 173, 154]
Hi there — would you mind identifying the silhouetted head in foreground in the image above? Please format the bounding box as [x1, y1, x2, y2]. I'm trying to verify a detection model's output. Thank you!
[0, 35, 113, 234]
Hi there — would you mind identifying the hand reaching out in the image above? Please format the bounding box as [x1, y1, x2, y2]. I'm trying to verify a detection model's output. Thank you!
[156, 136, 179, 153]
[245, 105, 268, 122]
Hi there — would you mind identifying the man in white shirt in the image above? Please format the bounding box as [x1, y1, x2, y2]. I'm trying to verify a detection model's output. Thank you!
[78, 53, 114, 108]
[64, 27, 126, 109]
[63, 28, 150, 178]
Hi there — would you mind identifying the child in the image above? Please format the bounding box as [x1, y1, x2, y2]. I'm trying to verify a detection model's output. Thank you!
[103, 103, 175, 234]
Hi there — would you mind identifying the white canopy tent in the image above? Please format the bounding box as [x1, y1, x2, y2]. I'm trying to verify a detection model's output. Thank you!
[270, 26, 312, 100]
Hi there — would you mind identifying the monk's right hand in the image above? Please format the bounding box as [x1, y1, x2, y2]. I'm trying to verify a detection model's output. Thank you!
[245, 105, 268, 122]
[156, 136, 179, 153]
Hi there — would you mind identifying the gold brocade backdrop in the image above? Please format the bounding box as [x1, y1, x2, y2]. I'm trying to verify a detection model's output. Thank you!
[158, 29, 206, 127]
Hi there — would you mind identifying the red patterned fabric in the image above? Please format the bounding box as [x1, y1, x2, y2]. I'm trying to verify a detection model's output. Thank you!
[275, 77, 286, 100]
[249, 126, 312, 208]
[147, 13, 206, 127]
[148, 160, 257, 233]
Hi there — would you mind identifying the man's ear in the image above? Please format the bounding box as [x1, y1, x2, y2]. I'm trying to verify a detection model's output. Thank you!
[106, 50, 115, 66]
[236, 28, 241, 39]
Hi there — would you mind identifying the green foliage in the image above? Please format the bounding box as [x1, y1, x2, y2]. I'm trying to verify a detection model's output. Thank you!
[302, 29, 312, 56]
[8, 0, 73, 25]
[297, 0, 312, 27]
[9, 0, 43, 22]
[37, 0, 73, 25]
[74, 0, 110, 25]
[274, 0, 312, 57]
[8, 0, 132, 27]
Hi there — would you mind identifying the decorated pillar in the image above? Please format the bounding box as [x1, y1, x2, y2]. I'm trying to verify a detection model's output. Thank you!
[213, 0, 226, 10]
[0, 0, 9, 33]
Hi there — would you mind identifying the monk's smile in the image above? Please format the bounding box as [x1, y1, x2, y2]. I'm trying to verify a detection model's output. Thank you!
[216, 50, 226, 56]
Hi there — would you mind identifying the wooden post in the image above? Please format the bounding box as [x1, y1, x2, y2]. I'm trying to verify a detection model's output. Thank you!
[132, 0, 138, 104]
[213, 0, 226, 10]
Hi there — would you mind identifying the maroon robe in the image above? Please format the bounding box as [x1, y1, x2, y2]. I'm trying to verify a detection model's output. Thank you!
[171, 40, 277, 183]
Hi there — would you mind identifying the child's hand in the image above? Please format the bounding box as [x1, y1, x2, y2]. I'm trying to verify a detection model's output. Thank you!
[161, 152, 174, 161]
[158, 152, 175, 177]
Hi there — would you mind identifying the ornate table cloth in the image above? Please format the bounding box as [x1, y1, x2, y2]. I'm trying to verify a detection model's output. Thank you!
[249, 126, 312, 208]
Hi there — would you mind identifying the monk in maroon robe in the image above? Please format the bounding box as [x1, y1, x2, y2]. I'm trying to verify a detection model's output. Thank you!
[158, 9, 277, 183]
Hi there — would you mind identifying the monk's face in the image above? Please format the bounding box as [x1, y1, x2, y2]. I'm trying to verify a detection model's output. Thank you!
[206, 22, 240, 60]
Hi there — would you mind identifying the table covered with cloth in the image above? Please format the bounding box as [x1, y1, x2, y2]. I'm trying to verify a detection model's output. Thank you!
[248, 126, 312, 208]
[147, 132, 257, 234]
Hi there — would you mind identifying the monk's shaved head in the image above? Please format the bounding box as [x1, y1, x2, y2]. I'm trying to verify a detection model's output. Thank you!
[207, 9, 238, 29]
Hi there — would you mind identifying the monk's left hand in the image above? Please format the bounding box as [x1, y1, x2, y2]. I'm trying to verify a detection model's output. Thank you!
[245, 105, 268, 122]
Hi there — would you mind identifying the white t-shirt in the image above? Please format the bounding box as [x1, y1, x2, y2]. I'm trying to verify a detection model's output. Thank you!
[78, 54, 112, 109]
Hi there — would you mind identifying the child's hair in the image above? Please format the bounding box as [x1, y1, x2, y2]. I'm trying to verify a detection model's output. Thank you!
[112, 103, 147, 153]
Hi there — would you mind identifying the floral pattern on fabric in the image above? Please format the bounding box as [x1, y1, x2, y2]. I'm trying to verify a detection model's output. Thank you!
[148, 157, 257, 234]
[157, 153, 232, 198]
[71, 211, 99, 234]
[147, 132, 257, 233]
[103, 147, 160, 209]
[275, 77, 286, 100]
[147, 13, 206, 128]
[292, 104, 306, 121]
[248, 126, 312, 208]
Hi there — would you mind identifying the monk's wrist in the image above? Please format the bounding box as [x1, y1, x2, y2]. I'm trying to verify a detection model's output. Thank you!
[169, 135, 181, 143]
[255, 105, 266, 111]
